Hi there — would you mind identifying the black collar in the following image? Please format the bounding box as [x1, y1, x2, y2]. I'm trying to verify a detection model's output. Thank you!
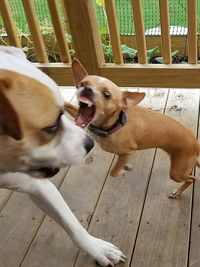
[88, 110, 127, 137]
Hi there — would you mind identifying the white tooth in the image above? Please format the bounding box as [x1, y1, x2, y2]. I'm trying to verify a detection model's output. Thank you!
[79, 97, 93, 107]
[88, 103, 93, 107]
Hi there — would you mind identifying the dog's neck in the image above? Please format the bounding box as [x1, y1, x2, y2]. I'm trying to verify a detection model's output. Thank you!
[88, 109, 127, 137]
[93, 108, 121, 127]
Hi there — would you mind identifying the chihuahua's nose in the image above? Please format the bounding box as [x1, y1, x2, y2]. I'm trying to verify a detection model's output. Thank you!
[84, 136, 94, 154]
[81, 87, 94, 97]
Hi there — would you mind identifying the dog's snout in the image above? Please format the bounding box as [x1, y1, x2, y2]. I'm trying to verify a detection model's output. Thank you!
[81, 87, 94, 97]
[84, 136, 94, 154]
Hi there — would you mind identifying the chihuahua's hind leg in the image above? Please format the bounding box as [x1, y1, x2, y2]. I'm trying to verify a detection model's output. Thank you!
[110, 153, 133, 177]
[168, 178, 195, 199]
[168, 154, 197, 199]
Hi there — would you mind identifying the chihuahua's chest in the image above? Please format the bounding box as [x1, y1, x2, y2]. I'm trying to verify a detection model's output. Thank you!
[91, 128, 138, 155]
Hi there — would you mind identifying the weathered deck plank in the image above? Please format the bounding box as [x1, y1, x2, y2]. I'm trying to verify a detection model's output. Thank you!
[189, 94, 200, 267]
[189, 170, 200, 267]
[0, 189, 12, 209]
[1, 88, 200, 267]
[131, 89, 200, 267]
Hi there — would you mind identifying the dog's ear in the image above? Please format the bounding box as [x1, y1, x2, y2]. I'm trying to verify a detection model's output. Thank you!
[122, 92, 145, 109]
[0, 78, 23, 140]
[71, 59, 88, 88]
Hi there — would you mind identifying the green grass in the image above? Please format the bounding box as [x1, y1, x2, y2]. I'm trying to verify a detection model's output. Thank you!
[96, 0, 200, 34]
[0, 0, 63, 34]
[0, 0, 200, 35]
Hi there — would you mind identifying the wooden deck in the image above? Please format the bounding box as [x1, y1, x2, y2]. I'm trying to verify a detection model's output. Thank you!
[1, 87, 200, 267]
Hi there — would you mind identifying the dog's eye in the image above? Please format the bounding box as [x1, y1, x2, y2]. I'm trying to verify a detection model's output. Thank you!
[43, 124, 59, 134]
[80, 82, 86, 87]
[43, 113, 63, 134]
[103, 91, 111, 99]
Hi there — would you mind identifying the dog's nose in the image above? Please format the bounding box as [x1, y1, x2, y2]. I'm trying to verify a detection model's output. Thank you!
[81, 87, 94, 97]
[84, 136, 94, 154]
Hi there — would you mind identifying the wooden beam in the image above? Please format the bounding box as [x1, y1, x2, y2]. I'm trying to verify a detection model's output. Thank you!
[104, 0, 123, 64]
[35, 63, 200, 88]
[22, 0, 48, 63]
[188, 0, 197, 64]
[61, 0, 70, 33]
[120, 36, 188, 56]
[47, 0, 71, 63]
[62, 0, 104, 74]
[131, 0, 147, 63]
[34, 63, 73, 85]
[0, 0, 20, 47]
[0, 35, 190, 58]
[159, 0, 171, 64]
[100, 64, 200, 87]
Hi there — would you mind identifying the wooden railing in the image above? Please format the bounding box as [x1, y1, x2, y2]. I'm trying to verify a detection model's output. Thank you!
[0, 0, 200, 88]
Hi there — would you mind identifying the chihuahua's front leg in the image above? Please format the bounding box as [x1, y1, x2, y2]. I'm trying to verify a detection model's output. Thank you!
[111, 153, 133, 177]
[65, 102, 79, 118]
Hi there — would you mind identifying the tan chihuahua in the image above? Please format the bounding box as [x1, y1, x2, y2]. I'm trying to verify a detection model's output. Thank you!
[65, 59, 200, 199]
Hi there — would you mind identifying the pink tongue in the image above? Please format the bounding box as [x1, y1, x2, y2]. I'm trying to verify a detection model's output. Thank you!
[76, 115, 86, 126]
[75, 107, 94, 127]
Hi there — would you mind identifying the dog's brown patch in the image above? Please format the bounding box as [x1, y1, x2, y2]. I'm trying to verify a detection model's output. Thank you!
[0, 76, 22, 140]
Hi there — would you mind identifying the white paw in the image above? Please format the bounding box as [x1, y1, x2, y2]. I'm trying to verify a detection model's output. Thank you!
[124, 164, 132, 171]
[83, 235, 126, 266]
[168, 189, 180, 199]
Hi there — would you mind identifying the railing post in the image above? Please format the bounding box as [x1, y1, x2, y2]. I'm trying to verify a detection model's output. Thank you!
[22, 0, 48, 63]
[188, 0, 197, 64]
[47, 0, 71, 63]
[0, 0, 21, 47]
[131, 0, 147, 64]
[63, 0, 104, 74]
[159, 0, 172, 64]
[104, 0, 123, 64]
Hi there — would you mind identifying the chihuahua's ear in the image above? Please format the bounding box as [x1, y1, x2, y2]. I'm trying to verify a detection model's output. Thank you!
[72, 59, 88, 88]
[122, 92, 145, 109]
[0, 78, 23, 140]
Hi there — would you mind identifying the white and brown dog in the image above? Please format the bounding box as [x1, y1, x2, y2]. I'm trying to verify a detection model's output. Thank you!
[0, 46, 125, 266]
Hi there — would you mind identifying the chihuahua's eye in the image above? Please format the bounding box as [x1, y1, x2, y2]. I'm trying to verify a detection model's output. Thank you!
[103, 90, 111, 99]
[43, 113, 63, 134]
[80, 82, 86, 87]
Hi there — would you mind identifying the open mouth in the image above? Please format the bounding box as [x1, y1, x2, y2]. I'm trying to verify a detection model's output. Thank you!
[29, 167, 60, 178]
[39, 167, 60, 177]
[75, 96, 96, 128]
